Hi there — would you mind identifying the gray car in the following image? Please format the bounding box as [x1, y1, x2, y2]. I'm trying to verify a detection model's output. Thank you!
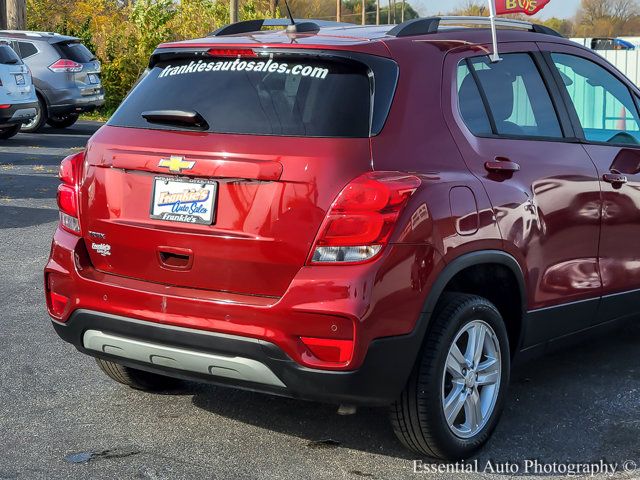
[0, 31, 104, 132]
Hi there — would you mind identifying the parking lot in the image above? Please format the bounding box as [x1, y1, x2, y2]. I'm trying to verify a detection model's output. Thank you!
[1, 122, 640, 479]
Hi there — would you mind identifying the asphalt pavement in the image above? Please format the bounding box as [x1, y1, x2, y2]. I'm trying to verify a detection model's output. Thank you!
[1, 122, 640, 479]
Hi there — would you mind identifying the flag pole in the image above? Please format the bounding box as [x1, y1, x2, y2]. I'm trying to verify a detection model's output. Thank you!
[488, 0, 501, 62]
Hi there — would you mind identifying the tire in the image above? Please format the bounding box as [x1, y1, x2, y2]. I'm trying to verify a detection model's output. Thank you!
[20, 95, 47, 133]
[0, 124, 21, 139]
[47, 113, 79, 129]
[95, 358, 183, 392]
[390, 293, 510, 460]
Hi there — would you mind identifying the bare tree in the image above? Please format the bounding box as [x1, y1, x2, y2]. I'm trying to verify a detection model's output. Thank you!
[577, 0, 638, 34]
[611, 0, 638, 22]
[579, 0, 611, 25]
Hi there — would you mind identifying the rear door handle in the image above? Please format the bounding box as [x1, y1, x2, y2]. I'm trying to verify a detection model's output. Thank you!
[603, 171, 628, 187]
[484, 157, 521, 174]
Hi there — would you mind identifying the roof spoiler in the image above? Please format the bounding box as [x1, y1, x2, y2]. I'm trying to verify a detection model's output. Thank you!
[209, 18, 349, 37]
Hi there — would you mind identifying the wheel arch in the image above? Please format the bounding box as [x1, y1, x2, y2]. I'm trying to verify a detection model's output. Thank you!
[412, 250, 527, 367]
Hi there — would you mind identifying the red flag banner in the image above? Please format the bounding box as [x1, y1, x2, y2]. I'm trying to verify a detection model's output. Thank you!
[494, 0, 551, 16]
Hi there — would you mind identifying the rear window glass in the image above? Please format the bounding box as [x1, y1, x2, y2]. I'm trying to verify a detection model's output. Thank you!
[108, 56, 372, 137]
[55, 41, 95, 63]
[0, 44, 20, 65]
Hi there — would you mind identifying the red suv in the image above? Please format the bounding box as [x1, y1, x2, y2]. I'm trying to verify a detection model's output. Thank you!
[45, 17, 640, 459]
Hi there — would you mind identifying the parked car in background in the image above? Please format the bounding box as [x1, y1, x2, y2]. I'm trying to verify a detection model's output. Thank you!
[571, 37, 636, 51]
[592, 37, 635, 50]
[0, 41, 36, 138]
[0, 31, 104, 132]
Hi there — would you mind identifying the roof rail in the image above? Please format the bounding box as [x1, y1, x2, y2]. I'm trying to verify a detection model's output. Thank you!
[387, 16, 563, 38]
[210, 18, 348, 37]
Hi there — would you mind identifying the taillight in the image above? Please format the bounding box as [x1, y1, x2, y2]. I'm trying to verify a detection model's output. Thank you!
[310, 172, 421, 264]
[49, 59, 83, 73]
[57, 151, 84, 235]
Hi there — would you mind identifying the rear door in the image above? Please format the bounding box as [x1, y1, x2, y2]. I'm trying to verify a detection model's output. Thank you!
[444, 43, 603, 346]
[542, 42, 640, 322]
[80, 51, 388, 297]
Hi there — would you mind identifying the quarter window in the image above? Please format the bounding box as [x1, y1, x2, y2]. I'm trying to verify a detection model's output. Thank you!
[17, 42, 37, 59]
[551, 53, 640, 145]
[457, 54, 562, 139]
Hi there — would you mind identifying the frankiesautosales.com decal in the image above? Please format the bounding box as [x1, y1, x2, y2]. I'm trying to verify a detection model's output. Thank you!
[159, 59, 329, 79]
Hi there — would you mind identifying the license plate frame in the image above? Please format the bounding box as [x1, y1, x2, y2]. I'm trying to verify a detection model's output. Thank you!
[150, 177, 217, 225]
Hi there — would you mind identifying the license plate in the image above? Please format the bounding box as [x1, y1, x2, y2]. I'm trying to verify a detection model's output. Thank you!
[14, 74, 24, 85]
[150, 177, 217, 225]
[88, 74, 99, 84]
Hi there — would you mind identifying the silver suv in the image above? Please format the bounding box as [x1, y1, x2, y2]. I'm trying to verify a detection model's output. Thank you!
[0, 41, 36, 138]
[0, 31, 104, 132]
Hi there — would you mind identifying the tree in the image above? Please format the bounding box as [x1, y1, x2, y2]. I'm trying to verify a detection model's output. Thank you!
[6, 0, 25, 29]
[576, 0, 639, 36]
[450, 0, 487, 16]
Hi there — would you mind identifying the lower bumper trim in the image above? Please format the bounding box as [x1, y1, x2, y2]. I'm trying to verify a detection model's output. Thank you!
[83, 329, 286, 388]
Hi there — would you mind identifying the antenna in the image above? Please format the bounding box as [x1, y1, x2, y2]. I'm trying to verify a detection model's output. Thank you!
[281, 0, 298, 33]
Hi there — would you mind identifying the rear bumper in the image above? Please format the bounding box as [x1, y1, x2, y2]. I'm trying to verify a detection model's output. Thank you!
[53, 309, 422, 406]
[42, 87, 104, 115]
[0, 101, 37, 126]
[45, 228, 444, 405]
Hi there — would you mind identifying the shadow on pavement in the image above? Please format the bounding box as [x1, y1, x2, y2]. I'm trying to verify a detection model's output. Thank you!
[191, 320, 640, 468]
[0, 205, 58, 228]
[0, 174, 58, 200]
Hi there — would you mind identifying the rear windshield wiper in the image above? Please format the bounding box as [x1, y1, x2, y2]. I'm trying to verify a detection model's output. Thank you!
[141, 110, 209, 131]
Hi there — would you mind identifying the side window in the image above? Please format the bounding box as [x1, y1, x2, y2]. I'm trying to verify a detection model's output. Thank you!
[17, 41, 37, 59]
[551, 53, 640, 145]
[457, 54, 563, 139]
[457, 63, 493, 135]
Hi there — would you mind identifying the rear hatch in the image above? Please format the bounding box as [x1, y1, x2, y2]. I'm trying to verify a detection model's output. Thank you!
[80, 47, 396, 297]
[53, 40, 102, 95]
[0, 44, 32, 101]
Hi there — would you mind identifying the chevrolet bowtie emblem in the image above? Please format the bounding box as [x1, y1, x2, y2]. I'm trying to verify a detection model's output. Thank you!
[158, 155, 195, 173]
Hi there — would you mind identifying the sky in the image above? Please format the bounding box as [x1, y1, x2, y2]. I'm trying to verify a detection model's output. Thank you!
[414, 0, 582, 19]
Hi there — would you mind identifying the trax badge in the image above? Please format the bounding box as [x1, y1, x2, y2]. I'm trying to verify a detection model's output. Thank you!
[91, 243, 112, 257]
[158, 155, 195, 174]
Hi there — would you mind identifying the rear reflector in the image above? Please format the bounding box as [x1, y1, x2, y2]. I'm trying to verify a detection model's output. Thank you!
[300, 337, 354, 364]
[49, 291, 69, 318]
